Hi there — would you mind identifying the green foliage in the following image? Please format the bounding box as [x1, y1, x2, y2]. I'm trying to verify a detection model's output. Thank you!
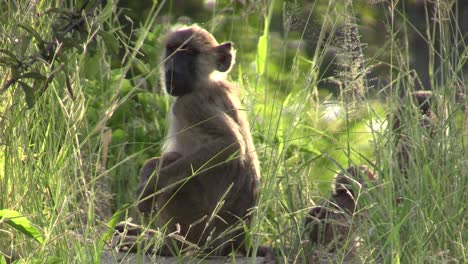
[0, 0, 111, 109]
[256, 0, 275, 76]
[0, 210, 43, 244]
[0, 0, 466, 263]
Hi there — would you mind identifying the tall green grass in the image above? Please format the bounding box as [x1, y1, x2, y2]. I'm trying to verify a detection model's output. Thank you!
[0, 0, 465, 263]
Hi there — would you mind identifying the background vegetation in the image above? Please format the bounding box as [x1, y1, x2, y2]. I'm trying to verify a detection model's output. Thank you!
[0, 0, 466, 263]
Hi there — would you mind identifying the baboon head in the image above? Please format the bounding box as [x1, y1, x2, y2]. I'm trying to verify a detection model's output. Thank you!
[162, 25, 235, 96]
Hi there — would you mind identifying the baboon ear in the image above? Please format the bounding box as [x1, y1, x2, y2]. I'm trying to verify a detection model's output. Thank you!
[215, 42, 234, 72]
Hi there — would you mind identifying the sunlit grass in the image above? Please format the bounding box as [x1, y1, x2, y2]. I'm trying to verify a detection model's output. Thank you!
[0, 0, 466, 263]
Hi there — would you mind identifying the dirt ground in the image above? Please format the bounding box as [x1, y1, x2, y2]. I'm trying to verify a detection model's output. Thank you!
[101, 251, 273, 264]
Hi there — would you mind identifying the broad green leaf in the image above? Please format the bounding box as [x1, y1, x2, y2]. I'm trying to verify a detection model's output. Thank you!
[11, 67, 20, 79]
[256, 34, 267, 76]
[111, 128, 127, 144]
[61, 37, 82, 51]
[29, 256, 62, 264]
[101, 207, 126, 243]
[44, 8, 72, 16]
[19, 72, 47, 80]
[0, 209, 43, 243]
[0, 56, 17, 66]
[18, 81, 36, 109]
[256, 0, 275, 76]
[94, 205, 128, 263]
[0, 48, 17, 60]
[96, 1, 114, 24]
[17, 23, 45, 48]
[100, 31, 120, 54]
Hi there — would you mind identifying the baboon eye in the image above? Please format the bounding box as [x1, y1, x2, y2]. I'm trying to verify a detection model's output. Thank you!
[166, 44, 177, 52]
[179, 45, 195, 53]
[167, 44, 190, 53]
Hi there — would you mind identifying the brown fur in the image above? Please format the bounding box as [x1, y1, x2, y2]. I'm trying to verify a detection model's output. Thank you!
[303, 166, 377, 258]
[392, 91, 437, 176]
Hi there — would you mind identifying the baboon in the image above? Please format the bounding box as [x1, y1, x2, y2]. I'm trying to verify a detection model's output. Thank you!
[303, 166, 377, 258]
[392, 91, 435, 134]
[116, 25, 266, 257]
[392, 91, 437, 175]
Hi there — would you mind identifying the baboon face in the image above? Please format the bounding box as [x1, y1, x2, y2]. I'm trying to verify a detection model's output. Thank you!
[163, 26, 234, 96]
[164, 47, 197, 96]
[411, 91, 435, 131]
[333, 165, 377, 197]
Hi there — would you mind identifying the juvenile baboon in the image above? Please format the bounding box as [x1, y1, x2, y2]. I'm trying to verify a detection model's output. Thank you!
[392, 91, 435, 134]
[303, 166, 377, 257]
[392, 91, 437, 175]
[118, 25, 265, 257]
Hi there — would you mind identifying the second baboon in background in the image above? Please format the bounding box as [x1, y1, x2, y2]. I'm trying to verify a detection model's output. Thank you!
[303, 165, 377, 260]
[392, 91, 437, 176]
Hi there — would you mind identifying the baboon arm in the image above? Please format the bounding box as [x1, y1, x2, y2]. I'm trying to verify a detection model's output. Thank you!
[153, 112, 245, 192]
[157, 136, 241, 189]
